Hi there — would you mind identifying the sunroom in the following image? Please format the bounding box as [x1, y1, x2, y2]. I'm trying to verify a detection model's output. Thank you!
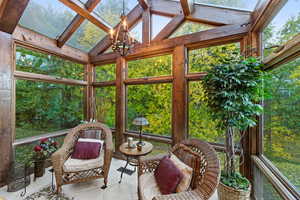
[0, 0, 299, 199]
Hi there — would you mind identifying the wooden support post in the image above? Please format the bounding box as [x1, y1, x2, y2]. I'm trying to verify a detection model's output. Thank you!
[84, 63, 95, 120]
[0, 31, 13, 186]
[142, 8, 151, 44]
[115, 57, 126, 152]
[172, 45, 188, 145]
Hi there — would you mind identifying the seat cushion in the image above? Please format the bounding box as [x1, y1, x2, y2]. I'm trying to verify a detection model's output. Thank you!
[154, 156, 183, 195]
[63, 152, 104, 172]
[170, 153, 193, 193]
[139, 173, 161, 200]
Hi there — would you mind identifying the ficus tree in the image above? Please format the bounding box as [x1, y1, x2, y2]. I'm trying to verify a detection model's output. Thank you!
[203, 53, 264, 190]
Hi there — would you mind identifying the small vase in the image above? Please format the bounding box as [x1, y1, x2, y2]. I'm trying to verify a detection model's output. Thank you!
[34, 159, 45, 178]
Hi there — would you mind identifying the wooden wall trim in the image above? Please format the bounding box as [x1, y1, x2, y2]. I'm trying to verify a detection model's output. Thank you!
[91, 24, 249, 63]
[138, 0, 149, 10]
[252, 156, 298, 200]
[14, 71, 88, 86]
[172, 45, 188, 145]
[93, 80, 116, 87]
[142, 8, 151, 44]
[151, 0, 251, 25]
[180, 0, 194, 16]
[125, 131, 172, 144]
[0, 31, 13, 186]
[84, 63, 95, 120]
[185, 72, 206, 80]
[0, 0, 29, 34]
[124, 76, 173, 85]
[263, 33, 300, 70]
[13, 26, 89, 64]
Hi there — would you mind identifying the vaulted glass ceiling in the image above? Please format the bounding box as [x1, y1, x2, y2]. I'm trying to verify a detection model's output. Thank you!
[170, 21, 214, 38]
[195, 0, 259, 11]
[19, 0, 77, 39]
[151, 15, 172, 39]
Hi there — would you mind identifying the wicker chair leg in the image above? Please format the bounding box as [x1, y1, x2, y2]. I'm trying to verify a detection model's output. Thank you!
[56, 185, 62, 194]
[101, 178, 108, 189]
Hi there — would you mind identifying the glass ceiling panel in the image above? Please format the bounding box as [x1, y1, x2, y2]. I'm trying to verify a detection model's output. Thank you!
[130, 21, 142, 42]
[19, 0, 77, 39]
[67, 20, 106, 52]
[170, 21, 214, 38]
[94, 0, 138, 27]
[195, 0, 259, 11]
[151, 15, 172, 39]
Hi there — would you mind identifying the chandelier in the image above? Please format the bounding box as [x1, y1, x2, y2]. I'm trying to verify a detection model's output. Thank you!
[109, 0, 135, 56]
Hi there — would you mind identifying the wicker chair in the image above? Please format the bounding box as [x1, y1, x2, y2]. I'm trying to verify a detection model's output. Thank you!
[138, 139, 220, 200]
[51, 122, 113, 193]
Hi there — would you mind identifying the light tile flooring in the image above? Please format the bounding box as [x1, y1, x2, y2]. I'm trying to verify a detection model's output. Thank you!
[0, 158, 218, 200]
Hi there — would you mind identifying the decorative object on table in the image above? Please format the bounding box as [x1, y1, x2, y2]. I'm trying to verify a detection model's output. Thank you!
[33, 138, 58, 179]
[136, 143, 142, 151]
[203, 55, 264, 200]
[109, 0, 136, 56]
[51, 122, 113, 193]
[138, 139, 220, 200]
[118, 141, 153, 183]
[132, 116, 149, 146]
[24, 186, 74, 200]
[127, 137, 135, 148]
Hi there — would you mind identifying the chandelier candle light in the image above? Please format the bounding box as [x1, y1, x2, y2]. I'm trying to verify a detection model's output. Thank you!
[109, 0, 136, 56]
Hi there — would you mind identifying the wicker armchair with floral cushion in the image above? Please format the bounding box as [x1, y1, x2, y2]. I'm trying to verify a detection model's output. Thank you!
[51, 122, 113, 193]
[138, 139, 220, 200]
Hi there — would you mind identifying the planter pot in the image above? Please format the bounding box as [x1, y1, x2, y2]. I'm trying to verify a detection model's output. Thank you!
[218, 181, 251, 200]
[34, 160, 45, 178]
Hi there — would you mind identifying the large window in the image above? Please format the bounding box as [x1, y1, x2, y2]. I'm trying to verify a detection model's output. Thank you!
[16, 46, 84, 80]
[95, 63, 116, 82]
[263, 0, 300, 57]
[126, 83, 172, 136]
[127, 55, 172, 78]
[16, 80, 84, 139]
[263, 58, 300, 191]
[95, 87, 116, 128]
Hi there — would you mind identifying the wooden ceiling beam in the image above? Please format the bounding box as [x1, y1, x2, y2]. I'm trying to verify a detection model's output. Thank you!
[57, 0, 101, 48]
[251, 0, 287, 32]
[153, 14, 185, 41]
[0, 0, 29, 34]
[150, 0, 251, 25]
[138, 0, 149, 9]
[58, 0, 112, 33]
[13, 25, 89, 64]
[142, 8, 151, 44]
[89, 5, 143, 57]
[180, 0, 194, 16]
[91, 23, 249, 64]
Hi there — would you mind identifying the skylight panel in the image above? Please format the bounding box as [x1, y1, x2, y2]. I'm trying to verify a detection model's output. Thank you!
[151, 15, 172, 39]
[19, 0, 77, 39]
[67, 20, 106, 52]
[170, 21, 214, 38]
[130, 21, 143, 42]
[195, 0, 259, 11]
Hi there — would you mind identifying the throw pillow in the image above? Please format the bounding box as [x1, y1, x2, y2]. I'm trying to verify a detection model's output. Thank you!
[170, 153, 193, 192]
[71, 138, 102, 159]
[154, 156, 183, 195]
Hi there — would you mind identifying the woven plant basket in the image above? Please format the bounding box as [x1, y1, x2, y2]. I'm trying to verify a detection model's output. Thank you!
[34, 160, 45, 178]
[218, 181, 251, 200]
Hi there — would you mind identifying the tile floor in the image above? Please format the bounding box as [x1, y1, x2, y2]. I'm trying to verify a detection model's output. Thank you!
[0, 158, 218, 200]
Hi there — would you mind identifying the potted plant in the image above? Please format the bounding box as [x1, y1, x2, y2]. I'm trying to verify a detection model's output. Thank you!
[203, 54, 264, 199]
[33, 138, 58, 178]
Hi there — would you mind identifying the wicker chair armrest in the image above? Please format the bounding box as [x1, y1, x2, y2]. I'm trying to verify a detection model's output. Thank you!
[153, 191, 204, 200]
[138, 154, 167, 176]
[51, 145, 70, 171]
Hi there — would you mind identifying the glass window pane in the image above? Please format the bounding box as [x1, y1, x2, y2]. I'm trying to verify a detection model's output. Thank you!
[127, 84, 172, 136]
[188, 43, 240, 73]
[263, 57, 300, 191]
[170, 21, 214, 38]
[195, 0, 259, 11]
[16, 47, 84, 80]
[19, 0, 77, 39]
[263, 0, 300, 57]
[189, 81, 225, 143]
[131, 21, 142, 42]
[16, 80, 84, 140]
[67, 20, 106, 52]
[95, 64, 116, 81]
[151, 14, 172, 39]
[127, 55, 172, 78]
[94, 0, 138, 27]
[95, 87, 116, 128]
[253, 165, 284, 200]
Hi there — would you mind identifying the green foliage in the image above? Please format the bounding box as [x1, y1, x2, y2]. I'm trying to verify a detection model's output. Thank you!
[221, 171, 250, 191]
[203, 56, 264, 131]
